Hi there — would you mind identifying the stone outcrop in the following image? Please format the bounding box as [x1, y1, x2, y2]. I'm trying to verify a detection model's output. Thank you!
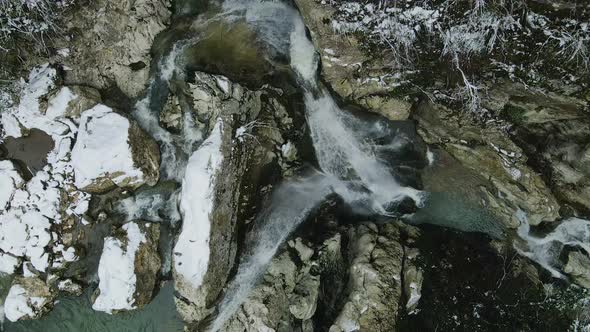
[294, 0, 412, 121]
[564, 251, 590, 289]
[221, 245, 320, 332]
[4, 277, 56, 322]
[71, 105, 160, 193]
[413, 99, 560, 227]
[61, 0, 171, 98]
[494, 83, 590, 215]
[172, 72, 298, 323]
[330, 222, 422, 332]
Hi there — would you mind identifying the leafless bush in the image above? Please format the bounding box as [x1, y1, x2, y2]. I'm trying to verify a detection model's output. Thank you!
[550, 26, 590, 71]
[0, 0, 73, 50]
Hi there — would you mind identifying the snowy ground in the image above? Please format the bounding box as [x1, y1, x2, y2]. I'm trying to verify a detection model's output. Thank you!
[0, 63, 155, 322]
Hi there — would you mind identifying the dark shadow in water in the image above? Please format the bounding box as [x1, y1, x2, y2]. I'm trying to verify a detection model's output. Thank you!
[397, 224, 578, 332]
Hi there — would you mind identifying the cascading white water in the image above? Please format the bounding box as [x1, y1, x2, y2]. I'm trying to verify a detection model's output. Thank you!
[133, 39, 203, 181]
[208, 3, 425, 330]
[289, 11, 425, 212]
[210, 172, 342, 331]
[516, 210, 590, 279]
[304, 93, 425, 213]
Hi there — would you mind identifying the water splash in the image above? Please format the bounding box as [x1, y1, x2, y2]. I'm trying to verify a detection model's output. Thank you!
[304, 92, 425, 213]
[133, 39, 202, 181]
[516, 210, 590, 279]
[209, 172, 340, 331]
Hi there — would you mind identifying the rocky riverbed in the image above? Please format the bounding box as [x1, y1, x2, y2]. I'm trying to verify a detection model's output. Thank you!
[1, 0, 589, 331]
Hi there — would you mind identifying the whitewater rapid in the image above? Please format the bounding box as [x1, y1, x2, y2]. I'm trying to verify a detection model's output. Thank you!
[208, 1, 425, 330]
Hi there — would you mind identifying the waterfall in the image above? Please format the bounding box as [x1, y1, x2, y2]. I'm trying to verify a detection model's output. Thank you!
[133, 39, 202, 181]
[304, 93, 425, 214]
[289, 10, 425, 212]
[210, 172, 342, 331]
[516, 210, 590, 279]
[207, 3, 425, 329]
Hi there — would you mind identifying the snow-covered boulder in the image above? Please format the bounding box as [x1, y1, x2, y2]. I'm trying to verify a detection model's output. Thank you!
[173, 119, 224, 321]
[92, 222, 160, 314]
[4, 277, 56, 322]
[171, 71, 299, 324]
[0, 210, 52, 273]
[71, 105, 160, 193]
[0, 160, 24, 210]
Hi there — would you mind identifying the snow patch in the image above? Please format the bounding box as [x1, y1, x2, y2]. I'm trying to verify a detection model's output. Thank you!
[71, 105, 144, 190]
[92, 222, 147, 314]
[173, 119, 224, 289]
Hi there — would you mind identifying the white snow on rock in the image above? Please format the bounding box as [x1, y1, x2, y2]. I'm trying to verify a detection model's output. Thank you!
[173, 119, 224, 289]
[92, 222, 147, 314]
[0, 253, 20, 274]
[0, 160, 24, 210]
[0, 64, 90, 276]
[71, 105, 145, 191]
[4, 285, 35, 322]
[3, 283, 49, 322]
[0, 64, 72, 138]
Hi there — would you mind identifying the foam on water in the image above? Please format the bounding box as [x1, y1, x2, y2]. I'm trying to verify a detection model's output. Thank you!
[133, 39, 203, 181]
[516, 210, 590, 279]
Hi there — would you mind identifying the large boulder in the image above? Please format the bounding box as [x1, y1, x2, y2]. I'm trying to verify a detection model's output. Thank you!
[4, 277, 56, 322]
[92, 221, 161, 313]
[71, 104, 160, 193]
[172, 72, 297, 323]
[62, 0, 171, 98]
